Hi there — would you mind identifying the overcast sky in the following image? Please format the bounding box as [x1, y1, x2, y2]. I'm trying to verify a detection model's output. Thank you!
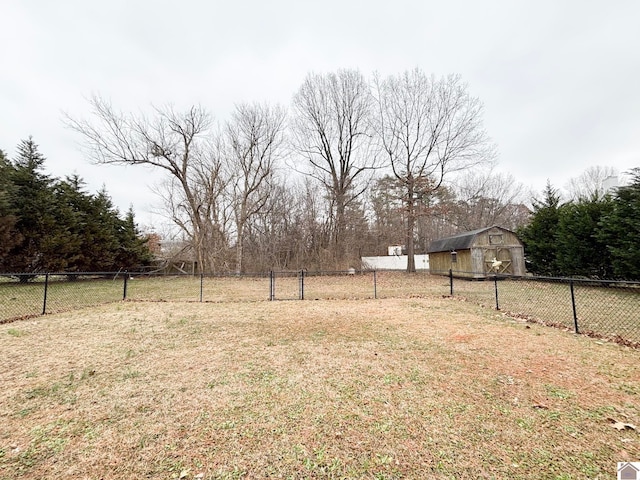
[1, 0, 638, 228]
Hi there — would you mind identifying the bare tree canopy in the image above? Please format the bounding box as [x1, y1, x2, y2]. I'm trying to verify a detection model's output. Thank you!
[65, 96, 211, 173]
[450, 169, 531, 231]
[63, 69, 500, 274]
[564, 165, 618, 201]
[227, 102, 287, 273]
[373, 69, 496, 271]
[291, 69, 377, 267]
[65, 96, 226, 273]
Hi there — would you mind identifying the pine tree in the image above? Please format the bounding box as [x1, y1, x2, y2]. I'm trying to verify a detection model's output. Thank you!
[2, 139, 153, 276]
[0, 149, 22, 268]
[53, 175, 98, 273]
[115, 207, 153, 270]
[597, 168, 640, 279]
[556, 197, 614, 278]
[517, 181, 562, 276]
[86, 187, 121, 271]
[4, 138, 62, 277]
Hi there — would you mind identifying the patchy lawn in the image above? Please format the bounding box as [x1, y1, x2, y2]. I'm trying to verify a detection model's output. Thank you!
[1, 297, 638, 479]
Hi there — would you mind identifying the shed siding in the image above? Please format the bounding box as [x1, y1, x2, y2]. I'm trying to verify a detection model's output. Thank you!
[429, 250, 474, 275]
[472, 228, 521, 249]
[471, 247, 486, 273]
[428, 252, 451, 274]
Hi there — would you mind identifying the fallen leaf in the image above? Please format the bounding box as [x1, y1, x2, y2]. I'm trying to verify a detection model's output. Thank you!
[608, 418, 637, 431]
[613, 422, 637, 431]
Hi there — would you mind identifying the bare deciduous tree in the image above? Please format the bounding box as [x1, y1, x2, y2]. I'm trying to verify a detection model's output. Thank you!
[291, 69, 376, 268]
[152, 134, 231, 272]
[373, 69, 495, 272]
[450, 169, 531, 231]
[226, 102, 286, 273]
[65, 96, 225, 273]
[565, 165, 618, 201]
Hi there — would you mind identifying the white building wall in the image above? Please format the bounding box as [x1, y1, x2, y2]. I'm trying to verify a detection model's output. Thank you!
[361, 254, 430, 270]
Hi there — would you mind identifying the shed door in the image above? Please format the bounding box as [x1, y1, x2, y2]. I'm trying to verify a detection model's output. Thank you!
[484, 248, 513, 274]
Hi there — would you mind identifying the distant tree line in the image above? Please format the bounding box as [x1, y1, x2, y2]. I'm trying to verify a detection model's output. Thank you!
[0, 138, 152, 279]
[518, 169, 640, 280]
[24, 67, 632, 278]
[66, 67, 526, 273]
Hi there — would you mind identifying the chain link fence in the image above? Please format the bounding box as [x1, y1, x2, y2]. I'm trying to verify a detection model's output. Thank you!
[0, 270, 443, 320]
[1, 273, 125, 321]
[2, 269, 639, 347]
[432, 269, 640, 348]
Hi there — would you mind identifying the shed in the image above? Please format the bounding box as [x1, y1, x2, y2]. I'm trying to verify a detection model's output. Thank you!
[427, 226, 525, 278]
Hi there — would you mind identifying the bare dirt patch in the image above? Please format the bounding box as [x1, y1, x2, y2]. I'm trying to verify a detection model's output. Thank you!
[1, 297, 638, 479]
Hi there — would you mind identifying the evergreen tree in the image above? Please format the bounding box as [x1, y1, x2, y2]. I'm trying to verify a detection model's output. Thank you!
[556, 197, 614, 278]
[597, 168, 640, 279]
[54, 176, 103, 272]
[1, 138, 152, 277]
[0, 150, 22, 267]
[91, 188, 123, 270]
[49, 180, 152, 273]
[115, 207, 153, 270]
[517, 181, 562, 276]
[4, 138, 63, 276]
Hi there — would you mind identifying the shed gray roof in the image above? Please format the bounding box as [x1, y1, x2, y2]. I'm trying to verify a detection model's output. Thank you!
[427, 226, 511, 253]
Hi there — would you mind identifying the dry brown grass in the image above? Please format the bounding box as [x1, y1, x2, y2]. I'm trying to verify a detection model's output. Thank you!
[1, 296, 639, 479]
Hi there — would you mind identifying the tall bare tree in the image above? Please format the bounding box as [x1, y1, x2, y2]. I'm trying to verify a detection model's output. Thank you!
[226, 102, 286, 273]
[65, 96, 226, 273]
[373, 69, 495, 272]
[565, 165, 618, 201]
[291, 69, 376, 268]
[241, 179, 316, 270]
[450, 169, 531, 231]
[152, 134, 231, 272]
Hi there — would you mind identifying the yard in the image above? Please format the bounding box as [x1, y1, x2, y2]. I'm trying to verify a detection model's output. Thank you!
[1, 295, 639, 479]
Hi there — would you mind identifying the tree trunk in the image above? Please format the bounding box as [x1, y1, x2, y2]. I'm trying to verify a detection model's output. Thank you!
[406, 183, 416, 273]
[334, 193, 346, 267]
[235, 219, 245, 275]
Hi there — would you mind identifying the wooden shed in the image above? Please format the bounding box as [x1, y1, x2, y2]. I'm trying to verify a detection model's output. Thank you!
[427, 226, 525, 278]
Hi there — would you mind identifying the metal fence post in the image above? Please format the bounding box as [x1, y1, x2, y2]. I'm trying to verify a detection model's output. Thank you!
[299, 270, 305, 300]
[449, 269, 453, 296]
[570, 280, 579, 334]
[123, 271, 128, 300]
[200, 273, 204, 302]
[374, 270, 377, 299]
[42, 273, 49, 315]
[494, 275, 500, 310]
[269, 271, 274, 301]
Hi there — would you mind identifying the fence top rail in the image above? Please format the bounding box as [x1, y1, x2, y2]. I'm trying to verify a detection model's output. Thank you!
[1, 271, 129, 277]
[495, 274, 640, 288]
[428, 269, 640, 288]
[2, 269, 639, 288]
